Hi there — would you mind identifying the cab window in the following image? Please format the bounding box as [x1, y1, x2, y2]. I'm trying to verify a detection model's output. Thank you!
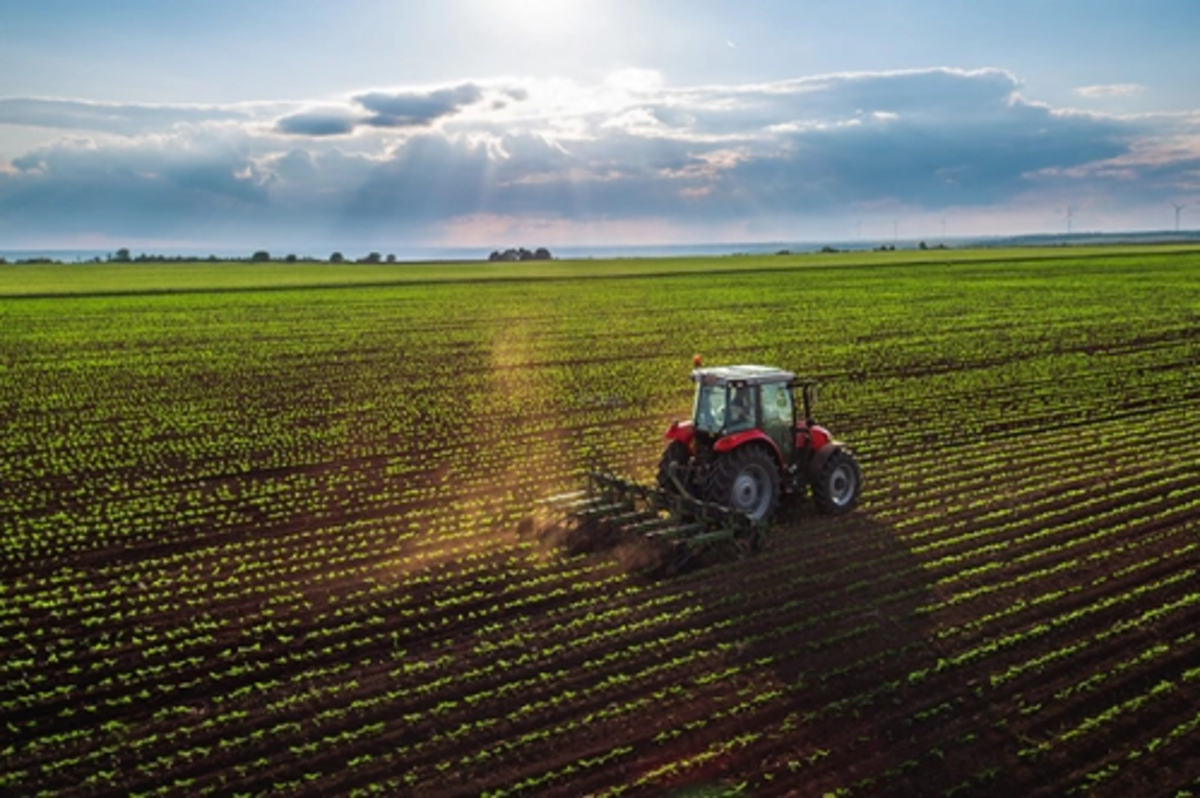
[727, 384, 756, 432]
[761, 383, 792, 428]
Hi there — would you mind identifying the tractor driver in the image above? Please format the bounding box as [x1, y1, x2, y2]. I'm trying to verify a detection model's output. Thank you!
[728, 386, 753, 430]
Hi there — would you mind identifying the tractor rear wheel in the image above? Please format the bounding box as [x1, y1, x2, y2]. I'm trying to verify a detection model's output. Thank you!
[656, 441, 692, 495]
[707, 446, 779, 522]
[812, 448, 862, 515]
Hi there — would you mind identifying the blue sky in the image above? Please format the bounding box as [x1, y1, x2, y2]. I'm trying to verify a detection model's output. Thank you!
[1, 0, 1199, 252]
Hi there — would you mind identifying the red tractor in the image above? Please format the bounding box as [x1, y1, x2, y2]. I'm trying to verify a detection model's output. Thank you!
[657, 361, 862, 522]
[543, 360, 861, 569]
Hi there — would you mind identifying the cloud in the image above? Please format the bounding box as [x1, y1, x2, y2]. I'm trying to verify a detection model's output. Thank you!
[270, 82, 508, 138]
[2, 68, 1198, 247]
[0, 83, 500, 142]
[354, 83, 484, 128]
[275, 107, 361, 137]
[0, 133, 272, 245]
[1075, 83, 1146, 98]
[0, 97, 259, 135]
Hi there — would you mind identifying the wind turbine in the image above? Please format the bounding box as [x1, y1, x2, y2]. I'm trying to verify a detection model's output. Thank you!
[1065, 205, 1077, 235]
[1170, 201, 1187, 232]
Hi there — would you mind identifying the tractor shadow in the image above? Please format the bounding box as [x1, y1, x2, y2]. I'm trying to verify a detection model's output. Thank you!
[515, 484, 1018, 794]
[721, 502, 935, 684]
[633, 501, 977, 792]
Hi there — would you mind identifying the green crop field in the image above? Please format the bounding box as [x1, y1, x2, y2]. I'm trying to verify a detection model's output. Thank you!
[3, 246, 1200, 796]
[4, 243, 1199, 296]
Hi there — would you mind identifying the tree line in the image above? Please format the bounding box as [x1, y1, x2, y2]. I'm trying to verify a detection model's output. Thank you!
[488, 247, 553, 262]
[0, 248, 555, 265]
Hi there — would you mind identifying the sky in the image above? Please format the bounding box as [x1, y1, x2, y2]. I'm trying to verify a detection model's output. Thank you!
[1, 0, 1199, 253]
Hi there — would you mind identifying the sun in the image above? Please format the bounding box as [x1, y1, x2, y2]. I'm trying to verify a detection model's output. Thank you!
[473, 0, 596, 38]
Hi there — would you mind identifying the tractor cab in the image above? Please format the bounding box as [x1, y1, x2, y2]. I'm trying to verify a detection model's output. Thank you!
[691, 365, 797, 455]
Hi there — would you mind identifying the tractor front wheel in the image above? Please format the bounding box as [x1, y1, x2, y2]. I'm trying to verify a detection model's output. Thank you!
[708, 446, 779, 522]
[812, 448, 862, 515]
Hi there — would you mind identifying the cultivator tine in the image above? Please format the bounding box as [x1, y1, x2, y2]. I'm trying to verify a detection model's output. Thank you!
[576, 500, 635, 519]
[605, 509, 661, 527]
[543, 488, 589, 505]
[625, 516, 682, 535]
[644, 522, 706, 541]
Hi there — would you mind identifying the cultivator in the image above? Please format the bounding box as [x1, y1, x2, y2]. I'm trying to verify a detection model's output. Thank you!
[542, 471, 766, 573]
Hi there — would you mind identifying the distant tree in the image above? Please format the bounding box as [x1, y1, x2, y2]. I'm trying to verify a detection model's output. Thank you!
[251, 250, 271, 262]
[489, 247, 550, 262]
[330, 252, 344, 263]
[360, 252, 382, 264]
[918, 241, 928, 250]
[386, 254, 396, 263]
[285, 253, 298, 263]
[0, 257, 7, 265]
[112, 248, 131, 262]
[819, 245, 839, 253]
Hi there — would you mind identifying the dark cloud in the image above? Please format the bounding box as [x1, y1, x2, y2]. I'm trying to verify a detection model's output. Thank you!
[275, 108, 361, 137]
[738, 103, 1134, 211]
[269, 83, 499, 138]
[354, 83, 484, 128]
[0, 137, 269, 245]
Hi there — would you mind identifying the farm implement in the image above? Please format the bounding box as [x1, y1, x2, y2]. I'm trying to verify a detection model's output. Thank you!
[542, 470, 768, 573]
[540, 358, 863, 572]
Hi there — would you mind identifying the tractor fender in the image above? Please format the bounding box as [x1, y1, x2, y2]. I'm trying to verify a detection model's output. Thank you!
[807, 442, 846, 483]
[800, 424, 832, 451]
[664, 419, 695, 446]
[714, 429, 785, 472]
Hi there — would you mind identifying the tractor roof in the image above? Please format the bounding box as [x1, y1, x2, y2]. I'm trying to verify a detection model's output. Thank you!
[692, 365, 796, 386]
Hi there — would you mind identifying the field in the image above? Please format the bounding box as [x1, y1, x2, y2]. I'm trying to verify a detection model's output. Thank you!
[3, 247, 1200, 797]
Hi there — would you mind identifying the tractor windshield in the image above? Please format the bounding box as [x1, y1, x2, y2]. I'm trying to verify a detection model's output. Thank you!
[693, 383, 727, 434]
[693, 382, 756, 435]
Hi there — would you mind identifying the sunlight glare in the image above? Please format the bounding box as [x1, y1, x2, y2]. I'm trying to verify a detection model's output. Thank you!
[474, 0, 598, 39]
